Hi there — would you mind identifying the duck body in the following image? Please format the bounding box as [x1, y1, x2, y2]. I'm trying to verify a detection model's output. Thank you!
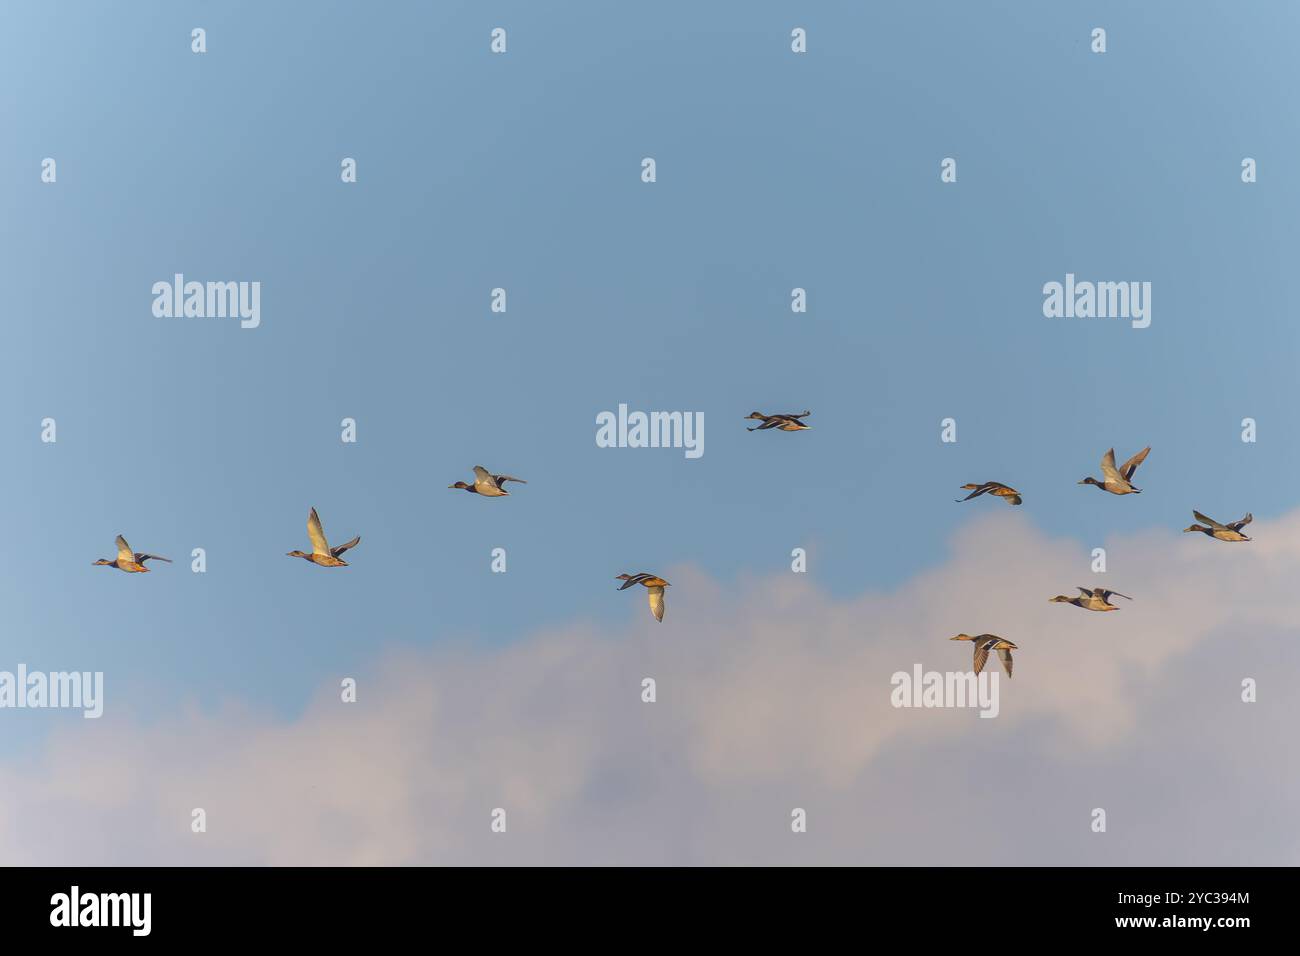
[94, 535, 171, 573]
[1050, 587, 1131, 611]
[950, 633, 1017, 678]
[1079, 446, 1149, 495]
[287, 507, 360, 567]
[745, 410, 811, 432]
[1184, 510, 1252, 542]
[617, 572, 670, 622]
[286, 551, 351, 568]
[956, 481, 1022, 506]
[450, 465, 527, 496]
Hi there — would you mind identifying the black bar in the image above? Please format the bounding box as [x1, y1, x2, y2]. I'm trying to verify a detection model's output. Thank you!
[0, 866, 1281, 941]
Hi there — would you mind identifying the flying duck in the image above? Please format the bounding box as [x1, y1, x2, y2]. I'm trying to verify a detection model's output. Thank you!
[745, 410, 811, 431]
[616, 572, 669, 622]
[449, 466, 527, 497]
[950, 633, 1017, 678]
[1184, 511, 1252, 542]
[956, 481, 1022, 506]
[286, 507, 361, 567]
[93, 535, 171, 573]
[1050, 587, 1131, 611]
[1079, 446, 1150, 495]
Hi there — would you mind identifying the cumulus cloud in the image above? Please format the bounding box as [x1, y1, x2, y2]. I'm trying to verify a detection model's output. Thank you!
[2, 510, 1297, 865]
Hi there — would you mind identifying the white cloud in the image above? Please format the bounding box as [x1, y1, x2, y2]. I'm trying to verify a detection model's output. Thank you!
[2, 510, 1297, 865]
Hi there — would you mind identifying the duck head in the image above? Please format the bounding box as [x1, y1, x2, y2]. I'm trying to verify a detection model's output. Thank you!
[949, 633, 973, 642]
[1078, 476, 1102, 487]
[1183, 524, 1208, 534]
[1048, 595, 1073, 603]
[93, 558, 114, 566]
[286, 550, 310, 559]
[745, 412, 766, 420]
[449, 481, 472, 491]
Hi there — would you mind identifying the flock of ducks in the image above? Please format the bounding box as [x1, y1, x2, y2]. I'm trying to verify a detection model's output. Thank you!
[951, 445, 1252, 677]
[93, 426, 1254, 661]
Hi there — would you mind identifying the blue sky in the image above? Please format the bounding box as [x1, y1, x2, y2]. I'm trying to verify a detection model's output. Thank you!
[0, 2, 1298, 862]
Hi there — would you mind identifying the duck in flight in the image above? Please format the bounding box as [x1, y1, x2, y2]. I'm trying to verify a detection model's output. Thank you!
[956, 481, 1022, 506]
[286, 507, 361, 567]
[1050, 587, 1131, 611]
[616, 572, 669, 622]
[745, 410, 811, 431]
[950, 634, 1017, 678]
[449, 466, 527, 497]
[1184, 510, 1252, 542]
[93, 535, 171, 573]
[1079, 446, 1150, 495]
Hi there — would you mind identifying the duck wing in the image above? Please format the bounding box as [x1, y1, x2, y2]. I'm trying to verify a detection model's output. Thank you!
[471, 465, 501, 492]
[307, 507, 332, 556]
[1120, 446, 1150, 480]
[115, 535, 135, 563]
[1193, 510, 1228, 530]
[1100, 449, 1123, 484]
[1228, 513, 1253, 531]
[1100, 589, 1131, 601]
[330, 536, 360, 557]
[647, 585, 665, 622]
[997, 647, 1014, 678]
[972, 642, 990, 675]
[494, 475, 527, 485]
[135, 553, 172, 564]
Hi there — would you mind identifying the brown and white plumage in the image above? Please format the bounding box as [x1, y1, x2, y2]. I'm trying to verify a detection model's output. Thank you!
[1050, 586, 1131, 611]
[956, 481, 1022, 506]
[745, 410, 811, 432]
[449, 465, 527, 497]
[617, 572, 670, 622]
[1079, 446, 1150, 495]
[950, 633, 1017, 678]
[93, 534, 171, 573]
[287, 507, 360, 567]
[1184, 510, 1252, 542]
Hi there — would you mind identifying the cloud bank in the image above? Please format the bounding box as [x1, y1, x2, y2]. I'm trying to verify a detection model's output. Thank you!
[2, 510, 1297, 865]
